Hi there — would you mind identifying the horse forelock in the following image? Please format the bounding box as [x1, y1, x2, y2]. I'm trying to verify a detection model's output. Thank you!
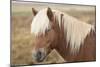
[31, 8, 51, 36]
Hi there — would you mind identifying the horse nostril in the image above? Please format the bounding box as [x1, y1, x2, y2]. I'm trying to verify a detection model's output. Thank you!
[36, 51, 42, 62]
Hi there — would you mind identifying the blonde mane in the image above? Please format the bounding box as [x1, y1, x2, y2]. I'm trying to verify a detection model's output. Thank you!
[31, 8, 95, 54]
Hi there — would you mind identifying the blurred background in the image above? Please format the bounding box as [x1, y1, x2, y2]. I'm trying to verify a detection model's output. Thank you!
[11, 1, 95, 65]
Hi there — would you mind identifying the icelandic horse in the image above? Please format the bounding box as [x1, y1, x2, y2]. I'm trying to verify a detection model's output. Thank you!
[31, 7, 96, 63]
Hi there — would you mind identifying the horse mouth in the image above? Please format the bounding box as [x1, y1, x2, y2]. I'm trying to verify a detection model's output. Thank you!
[32, 54, 44, 63]
[36, 56, 45, 62]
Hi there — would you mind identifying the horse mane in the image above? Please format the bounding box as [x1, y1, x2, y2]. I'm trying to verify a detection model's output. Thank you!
[31, 8, 95, 54]
[55, 10, 95, 54]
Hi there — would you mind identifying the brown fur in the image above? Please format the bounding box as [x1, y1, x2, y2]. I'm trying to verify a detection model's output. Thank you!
[56, 30, 96, 62]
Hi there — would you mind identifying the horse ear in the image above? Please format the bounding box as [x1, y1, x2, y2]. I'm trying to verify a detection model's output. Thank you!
[47, 7, 53, 21]
[32, 8, 37, 16]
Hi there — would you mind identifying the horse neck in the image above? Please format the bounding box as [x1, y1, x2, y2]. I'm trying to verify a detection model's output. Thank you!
[54, 11, 95, 60]
[53, 12, 67, 59]
[55, 33, 68, 59]
[53, 28, 68, 59]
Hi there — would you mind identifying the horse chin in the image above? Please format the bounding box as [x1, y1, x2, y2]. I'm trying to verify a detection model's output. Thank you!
[36, 57, 45, 62]
[36, 54, 46, 62]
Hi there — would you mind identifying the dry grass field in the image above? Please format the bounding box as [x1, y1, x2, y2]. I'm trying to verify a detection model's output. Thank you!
[11, 1, 96, 65]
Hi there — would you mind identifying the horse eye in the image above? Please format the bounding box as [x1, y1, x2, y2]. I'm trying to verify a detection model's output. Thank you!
[46, 28, 51, 32]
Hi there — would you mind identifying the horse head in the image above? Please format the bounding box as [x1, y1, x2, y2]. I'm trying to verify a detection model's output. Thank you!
[31, 7, 64, 62]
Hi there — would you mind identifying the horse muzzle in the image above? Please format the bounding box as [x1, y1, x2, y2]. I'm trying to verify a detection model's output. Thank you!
[32, 50, 46, 62]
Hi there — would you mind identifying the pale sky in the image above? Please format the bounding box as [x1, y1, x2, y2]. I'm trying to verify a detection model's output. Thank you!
[22, 0, 96, 5]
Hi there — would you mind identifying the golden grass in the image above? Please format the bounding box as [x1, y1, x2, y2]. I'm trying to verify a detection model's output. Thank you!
[11, 15, 35, 65]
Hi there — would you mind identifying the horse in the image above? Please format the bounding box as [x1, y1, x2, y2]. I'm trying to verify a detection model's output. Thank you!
[31, 7, 96, 63]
